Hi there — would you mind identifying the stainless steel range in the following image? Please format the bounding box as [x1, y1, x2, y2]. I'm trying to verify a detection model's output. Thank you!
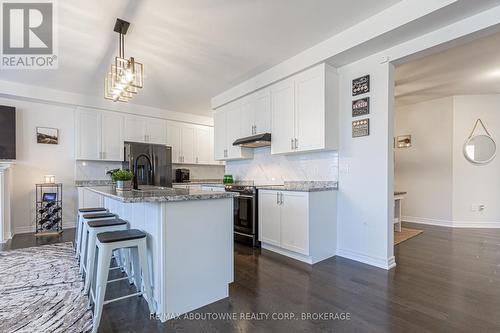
[224, 184, 259, 247]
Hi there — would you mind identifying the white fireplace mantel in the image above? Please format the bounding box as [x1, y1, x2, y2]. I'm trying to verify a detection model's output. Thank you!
[0, 161, 15, 243]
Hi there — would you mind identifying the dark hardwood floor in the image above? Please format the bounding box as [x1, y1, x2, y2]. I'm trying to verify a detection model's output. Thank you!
[3, 222, 500, 332]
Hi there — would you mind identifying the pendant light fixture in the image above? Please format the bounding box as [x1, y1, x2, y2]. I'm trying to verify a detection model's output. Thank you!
[104, 18, 144, 102]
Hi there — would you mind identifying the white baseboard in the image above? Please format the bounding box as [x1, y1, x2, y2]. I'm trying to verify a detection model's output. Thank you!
[403, 216, 500, 228]
[336, 248, 396, 270]
[13, 221, 76, 235]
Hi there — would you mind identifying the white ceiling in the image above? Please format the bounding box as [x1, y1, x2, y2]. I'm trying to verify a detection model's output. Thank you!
[395, 31, 500, 107]
[0, 0, 401, 116]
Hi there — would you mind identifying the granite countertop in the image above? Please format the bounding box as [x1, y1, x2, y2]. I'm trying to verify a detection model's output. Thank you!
[256, 181, 338, 192]
[84, 186, 238, 203]
[172, 179, 223, 185]
[75, 180, 114, 187]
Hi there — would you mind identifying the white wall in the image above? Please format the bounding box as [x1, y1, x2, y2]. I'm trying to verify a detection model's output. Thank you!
[336, 59, 395, 269]
[3, 97, 79, 234]
[395, 95, 500, 227]
[224, 148, 338, 185]
[395, 97, 454, 222]
[453, 95, 500, 226]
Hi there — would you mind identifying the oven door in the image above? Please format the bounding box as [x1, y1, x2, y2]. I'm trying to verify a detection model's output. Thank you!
[233, 195, 255, 235]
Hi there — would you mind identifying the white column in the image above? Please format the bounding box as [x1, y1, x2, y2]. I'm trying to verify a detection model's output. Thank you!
[0, 162, 15, 243]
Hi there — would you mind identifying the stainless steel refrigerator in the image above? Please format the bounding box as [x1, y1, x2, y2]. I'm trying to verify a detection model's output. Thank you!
[123, 142, 172, 188]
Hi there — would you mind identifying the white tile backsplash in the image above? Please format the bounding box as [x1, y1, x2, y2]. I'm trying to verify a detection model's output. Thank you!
[75, 160, 122, 180]
[225, 147, 338, 185]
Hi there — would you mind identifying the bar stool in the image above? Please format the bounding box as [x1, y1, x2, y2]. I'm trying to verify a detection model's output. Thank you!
[83, 218, 128, 295]
[90, 229, 155, 333]
[79, 212, 117, 275]
[75, 208, 108, 259]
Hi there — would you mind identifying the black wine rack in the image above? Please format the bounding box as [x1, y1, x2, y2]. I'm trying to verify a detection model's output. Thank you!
[35, 183, 63, 235]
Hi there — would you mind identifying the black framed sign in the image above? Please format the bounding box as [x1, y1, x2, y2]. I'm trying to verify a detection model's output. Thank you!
[352, 97, 370, 117]
[352, 75, 370, 96]
[352, 118, 370, 138]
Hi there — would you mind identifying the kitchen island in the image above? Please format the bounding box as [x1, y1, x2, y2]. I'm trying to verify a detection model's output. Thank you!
[80, 186, 237, 322]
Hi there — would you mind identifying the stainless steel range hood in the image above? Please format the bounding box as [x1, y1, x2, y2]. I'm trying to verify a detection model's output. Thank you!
[232, 133, 271, 148]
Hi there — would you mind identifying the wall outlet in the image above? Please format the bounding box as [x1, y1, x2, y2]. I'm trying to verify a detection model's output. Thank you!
[471, 204, 486, 212]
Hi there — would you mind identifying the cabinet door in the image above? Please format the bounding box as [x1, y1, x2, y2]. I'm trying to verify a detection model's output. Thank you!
[146, 118, 167, 144]
[181, 125, 196, 164]
[76, 108, 101, 160]
[101, 111, 124, 161]
[195, 126, 211, 164]
[280, 192, 309, 255]
[295, 67, 325, 152]
[240, 97, 255, 137]
[258, 191, 281, 247]
[166, 122, 182, 163]
[270, 78, 295, 154]
[225, 104, 243, 159]
[253, 90, 271, 134]
[213, 110, 227, 160]
[124, 115, 147, 143]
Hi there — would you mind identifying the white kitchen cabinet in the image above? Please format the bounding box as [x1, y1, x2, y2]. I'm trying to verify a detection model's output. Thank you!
[213, 103, 253, 161]
[181, 125, 195, 164]
[270, 77, 295, 154]
[146, 118, 167, 144]
[258, 189, 337, 264]
[101, 111, 124, 161]
[270, 63, 338, 155]
[125, 115, 167, 144]
[280, 192, 309, 255]
[166, 121, 182, 163]
[76, 108, 101, 160]
[195, 126, 211, 165]
[75, 107, 124, 161]
[258, 191, 282, 247]
[240, 89, 271, 137]
[167, 121, 217, 165]
[124, 114, 147, 143]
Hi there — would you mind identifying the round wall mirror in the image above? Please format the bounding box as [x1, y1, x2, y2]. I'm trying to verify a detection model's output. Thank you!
[463, 134, 496, 165]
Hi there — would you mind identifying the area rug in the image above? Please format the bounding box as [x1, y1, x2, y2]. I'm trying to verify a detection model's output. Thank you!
[394, 227, 423, 245]
[0, 242, 93, 333]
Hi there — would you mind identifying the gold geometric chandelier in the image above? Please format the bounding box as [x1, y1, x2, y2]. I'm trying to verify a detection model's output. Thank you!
[104, 19, 144, 102]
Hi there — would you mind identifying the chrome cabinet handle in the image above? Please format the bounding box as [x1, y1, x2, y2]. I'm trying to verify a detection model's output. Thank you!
[280, 192, 283, 205]
[291, 138, 294, 150]
[276, 192, 279, 204]
[294, 138, 298, 149]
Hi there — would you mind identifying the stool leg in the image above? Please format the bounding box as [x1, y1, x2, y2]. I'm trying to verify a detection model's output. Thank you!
[92, 245, 112, 333]
[79, 222, 88, 275]
[84, 229, 97, 295]
[130, 247, 142, 293]
[75, 215, 83, 259]
[138, 240, 155, 314]
[74, 214, 80, 251]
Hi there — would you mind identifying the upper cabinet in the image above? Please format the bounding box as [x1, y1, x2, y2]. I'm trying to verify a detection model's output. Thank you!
[240, 89, 271, 137]
[270, 63, 338, 154]
[213, 103, 253, 161]
[124, 115, 167, 144]
[213, 63, 338, 160]
[75, 107, 124, 161]
[167, 121, 220, 165]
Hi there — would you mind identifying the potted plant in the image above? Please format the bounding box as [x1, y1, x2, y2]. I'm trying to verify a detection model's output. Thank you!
[111, 169, 133, 191]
